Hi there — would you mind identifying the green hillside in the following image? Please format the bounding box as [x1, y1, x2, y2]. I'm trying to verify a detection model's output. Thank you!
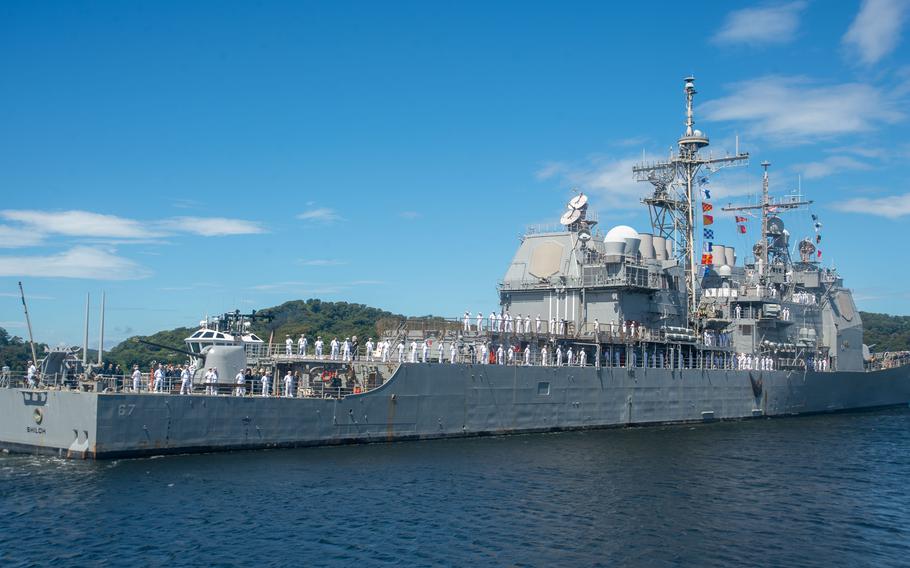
[0, 328, 46, 369]
[859, 312, 910, 353]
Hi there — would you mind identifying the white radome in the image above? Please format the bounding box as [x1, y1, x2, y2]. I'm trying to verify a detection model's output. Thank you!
[604, 225, 639, 243]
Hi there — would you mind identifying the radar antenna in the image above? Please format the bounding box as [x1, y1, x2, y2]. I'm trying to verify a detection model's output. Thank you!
[633, 77, 749, 319]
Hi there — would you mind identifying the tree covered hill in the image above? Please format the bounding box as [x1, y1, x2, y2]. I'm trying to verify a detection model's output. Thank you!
[858, 312, 910, 353]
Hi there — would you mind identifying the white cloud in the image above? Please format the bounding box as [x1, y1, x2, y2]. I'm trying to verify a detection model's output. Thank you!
[713, 1, 807, 46]
[701, 76, 904, 142]
[832, 192, 910, 218]
[843, 0, 908, 65]
[1, 210, 145, 238]
[0, 210, 265, 246]
[297, 207, 341, 223]
[0, 226, 45, 248]
[158, 216, 265, 236]
[0, 246, 151, 280]
[793, 155, 872, 179]
[297, 259, 346, 266]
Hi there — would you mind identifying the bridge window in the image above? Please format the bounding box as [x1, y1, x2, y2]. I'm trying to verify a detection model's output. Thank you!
[537, 382, 550, 396]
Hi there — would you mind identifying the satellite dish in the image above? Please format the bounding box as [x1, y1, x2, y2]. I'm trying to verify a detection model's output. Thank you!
[560, 209, 582, 225]
[568, 193, 588, 210]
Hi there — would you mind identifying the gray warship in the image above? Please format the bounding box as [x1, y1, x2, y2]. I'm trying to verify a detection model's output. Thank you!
[2, 77, 909, 459]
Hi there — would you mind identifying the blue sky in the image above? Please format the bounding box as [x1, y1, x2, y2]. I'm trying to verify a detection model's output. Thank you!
[1, 0, 909, 347]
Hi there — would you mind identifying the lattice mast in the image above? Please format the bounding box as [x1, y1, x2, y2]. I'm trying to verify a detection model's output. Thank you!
[721, 162, 813, 281]
[633, 77, 749, 319]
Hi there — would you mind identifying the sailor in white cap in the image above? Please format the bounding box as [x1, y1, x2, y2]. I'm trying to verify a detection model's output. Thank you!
[260, 370, 270, 397]
[180, 365, 192, 395]
[476, 311, 483, 332]
[409, 340, 418, 363]
[397, 340, 405, 362]
[490, 311, 497, 332]
[315, 337, 324, 359]
[342, 338, 351, 362]
[285, 335, 293, 357]
[567, 347, 574, 366]
[524, 315, 531, 334]
[480, 343, 489, 365]
[26, 361, 37, 388]
[496, 344, 504, 365]
[436, 340, 444, 363]
[463, 311, 470, 332]
[153, 364, 165, 392]
[541, 345, 548, 366]
[449, 342, 457, 363]
[421, 340, 429, 363]
[330, 337, 339, 360]
[132, 365, 142, 392]
[235, 369, 246, 396]
[365, 338, 375, 362]
[284, 370, 294, 397]
[579, 349, 587, 367]
[556, 345, 563, 366]
[524, 345, 531, 365]
[535, 314, 542, 335]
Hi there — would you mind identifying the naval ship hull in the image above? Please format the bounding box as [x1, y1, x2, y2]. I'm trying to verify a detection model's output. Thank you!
[1, 364, 909, 459]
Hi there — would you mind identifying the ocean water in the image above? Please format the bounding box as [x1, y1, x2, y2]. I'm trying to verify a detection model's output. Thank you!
[2, 409, 909, 567]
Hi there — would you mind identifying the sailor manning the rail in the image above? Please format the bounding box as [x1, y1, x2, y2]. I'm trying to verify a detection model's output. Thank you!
[180, 365, 192, 395]
[535, 314, 541, 334]
[260, 371, 270, 397]
[315, 337, 324, 359]
[436, 341, 444, 363]
[132, 365, 142, 392]
[476, 312, 483, 332]
[153, 364, 165, 392]
[298, 334, 307, 357]
[496, 345, 504, 365]
[579, 349, 587, 367]
[235, 370, 246, 396]
[463, 312, 470, 332]
[397, 341, 405, 362]
[567, 348, 574, 366]
[409, 341, 418, 363]
[421, 340, 429, 363]
[27, 362, 37, 388]
[366, 338, 375, 362]
[342, 338, 351, 362]
[541, 345, 548, 366]
[284, 371, 294, 397]
[555, 346, 563, 366]
[450, 342, 457, 364]
[330, 338, 340, 360]
[285, 335, 293, 356]
[524, 345, 530, 365]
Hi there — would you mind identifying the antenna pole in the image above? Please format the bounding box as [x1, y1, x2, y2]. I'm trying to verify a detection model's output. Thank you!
[761, 161, 770, 274]
[98, 291, 106, 366]
[83, 293, 90, 366]
[18, 282, 39, 370]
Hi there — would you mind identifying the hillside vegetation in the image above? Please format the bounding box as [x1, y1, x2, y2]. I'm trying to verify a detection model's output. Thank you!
[859, 312, 910, 353]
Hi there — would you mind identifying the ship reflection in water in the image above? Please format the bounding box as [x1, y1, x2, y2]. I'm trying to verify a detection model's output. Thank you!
[2, 408, 909, 567]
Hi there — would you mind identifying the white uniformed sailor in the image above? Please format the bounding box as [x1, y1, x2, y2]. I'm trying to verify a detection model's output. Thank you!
[132, 365, 142, 392]
[579, 349, 587, 367]
[27, 362, 37, 388]
[463, 312, 470, 332]
[153, 364, 164, 392]
[436, 341, 444, 363]
[593, 318, 600, 334]
[535, 314, 541, 334]
[180, 365, 192, 395]
[524, 315, 531, 334]
[298, 335, 307, 357]
[285, 335, 293, 356]
[260, 371, 270, 397]
[315, 337, 324, 359]
[476, 312, 483, 332]
[330, 338, 339, 360]
[421, 340, 429, 363]
[496, 345, 504, 365]
[523, 345, 530, 365]
[235, 370, 245, 396]
[449, 342, 457, 364]
[490, 312, 497, 332]
[342, 338, 351, 362]
[409, 341, 418, 363]
[480, 343, 489, 365]
[283, 371, 294, 397]
[567, 348, 574, 366]
[555, 346, 563, 366]
[507, 346, 514, 365]
[397, 341, 405, 362]
[366, 338, 375, 362]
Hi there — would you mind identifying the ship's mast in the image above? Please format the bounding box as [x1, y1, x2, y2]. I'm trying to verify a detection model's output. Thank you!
[634, 77, 749, 320]
[721, 162, 813, 281]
